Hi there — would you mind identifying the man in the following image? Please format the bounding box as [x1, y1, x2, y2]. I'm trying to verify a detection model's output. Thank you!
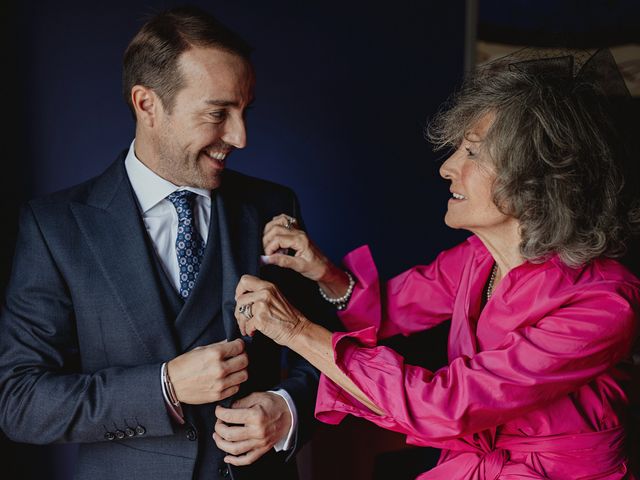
[0, 7, 329, 480]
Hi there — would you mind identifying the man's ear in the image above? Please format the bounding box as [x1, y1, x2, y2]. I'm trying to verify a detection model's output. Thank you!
[131, 85, 160, 128]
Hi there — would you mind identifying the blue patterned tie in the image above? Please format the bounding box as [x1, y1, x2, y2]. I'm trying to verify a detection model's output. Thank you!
[166, 190, 206, 299]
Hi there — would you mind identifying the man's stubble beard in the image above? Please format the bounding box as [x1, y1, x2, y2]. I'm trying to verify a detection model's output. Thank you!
[157, 149, 206, 188]
[153, 126, 217, 190]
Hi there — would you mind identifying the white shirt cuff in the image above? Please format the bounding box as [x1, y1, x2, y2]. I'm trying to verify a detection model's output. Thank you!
[269, 389, 297, 452]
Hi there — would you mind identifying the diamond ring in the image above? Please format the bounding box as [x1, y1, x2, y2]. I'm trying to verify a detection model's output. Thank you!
[284, 216, 297, 230]
[238, 303, 253, 320]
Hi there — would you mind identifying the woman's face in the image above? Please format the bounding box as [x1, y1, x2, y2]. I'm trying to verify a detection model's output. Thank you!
[439, 113, 513, 235]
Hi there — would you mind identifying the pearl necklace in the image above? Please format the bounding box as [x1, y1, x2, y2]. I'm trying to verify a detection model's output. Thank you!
[486, 263, 498, 301]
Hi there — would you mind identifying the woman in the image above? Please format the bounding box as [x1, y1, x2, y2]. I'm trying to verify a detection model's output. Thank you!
[230, 50, 640, 478]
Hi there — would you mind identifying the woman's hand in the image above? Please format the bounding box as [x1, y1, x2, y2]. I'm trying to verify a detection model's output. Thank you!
[234, 276, 384, 416]
[234, 274, 308, 346]
[262, 214, 331, 281]
[262, 214, 350, 297]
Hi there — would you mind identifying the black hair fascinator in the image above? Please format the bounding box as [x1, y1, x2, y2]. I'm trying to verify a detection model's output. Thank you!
[485, 48, 631, 99]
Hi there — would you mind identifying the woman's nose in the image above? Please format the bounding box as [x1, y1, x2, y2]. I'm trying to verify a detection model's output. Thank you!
[439, 149, 459, 180]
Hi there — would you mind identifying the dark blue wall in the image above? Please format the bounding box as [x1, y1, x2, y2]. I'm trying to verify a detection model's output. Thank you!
[12, 0, 468, 274]
[4, 1, 639, 478]
[3, 1, 466, 478]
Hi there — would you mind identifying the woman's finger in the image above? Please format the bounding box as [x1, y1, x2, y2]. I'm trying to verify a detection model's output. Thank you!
[235, 290, 265, 335]
[262, 230, 300, 256]
[235, 304, 248, 336]
[244, 317, 258, 337]
[264, 214, 297, 235]
[263, 222, 298, 243]
[235, 285, 282, 336]
[261, 253, 305, 272]
[235, 274, 272, 300]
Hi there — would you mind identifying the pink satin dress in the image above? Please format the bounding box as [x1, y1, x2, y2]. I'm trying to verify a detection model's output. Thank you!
[315, 236, 640, 479]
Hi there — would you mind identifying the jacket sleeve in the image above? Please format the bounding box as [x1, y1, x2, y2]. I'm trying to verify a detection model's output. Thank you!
[338, 242, 468, 339]
[0, 204, 174, 444]
[316, 285, 638, 443]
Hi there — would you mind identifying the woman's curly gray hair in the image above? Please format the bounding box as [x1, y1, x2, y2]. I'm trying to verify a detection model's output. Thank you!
[427, 51, 640, 267]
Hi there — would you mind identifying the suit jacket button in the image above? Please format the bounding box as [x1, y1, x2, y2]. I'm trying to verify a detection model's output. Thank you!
[218, 466, 229, 477]
[115, 430, 125, 439]
[104, 432, 115, 441]
[135, 425, 146, 436]
[186, 427, 198, 441]
[124, 427, 135, 437]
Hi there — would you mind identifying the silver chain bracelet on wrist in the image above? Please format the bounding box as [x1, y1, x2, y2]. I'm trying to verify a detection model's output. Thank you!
[162, 363, 180, 407]
[318, 270, 355, 310]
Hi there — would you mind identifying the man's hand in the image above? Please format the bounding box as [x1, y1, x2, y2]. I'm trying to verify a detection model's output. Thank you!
[213, 392, 292, 466]
[167, 339, 248, 404]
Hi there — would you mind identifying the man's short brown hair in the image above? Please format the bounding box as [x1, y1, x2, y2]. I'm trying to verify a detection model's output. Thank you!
[122, 6, 252, 118]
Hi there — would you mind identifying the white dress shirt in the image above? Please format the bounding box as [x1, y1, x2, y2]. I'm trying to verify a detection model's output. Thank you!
[124, 141, 297, 451]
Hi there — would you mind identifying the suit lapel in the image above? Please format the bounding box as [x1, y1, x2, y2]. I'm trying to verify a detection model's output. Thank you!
[70, 156, 178, 361]
[216, 178, 261, 342]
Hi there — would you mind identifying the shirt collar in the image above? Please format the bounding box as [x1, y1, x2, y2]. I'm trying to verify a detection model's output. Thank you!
[124, 139, 211, 213]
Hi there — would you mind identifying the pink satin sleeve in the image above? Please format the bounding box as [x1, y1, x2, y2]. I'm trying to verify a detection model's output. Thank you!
[338, 244, 466, 339]
[316, 286, 637, 444]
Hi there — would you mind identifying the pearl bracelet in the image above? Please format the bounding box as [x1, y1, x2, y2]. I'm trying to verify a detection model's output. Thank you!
[318, 270, 355, 310]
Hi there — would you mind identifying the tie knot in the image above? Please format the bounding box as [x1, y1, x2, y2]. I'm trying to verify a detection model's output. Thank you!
[167, 191, 199, 225]
[167, 190, 196, 206]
